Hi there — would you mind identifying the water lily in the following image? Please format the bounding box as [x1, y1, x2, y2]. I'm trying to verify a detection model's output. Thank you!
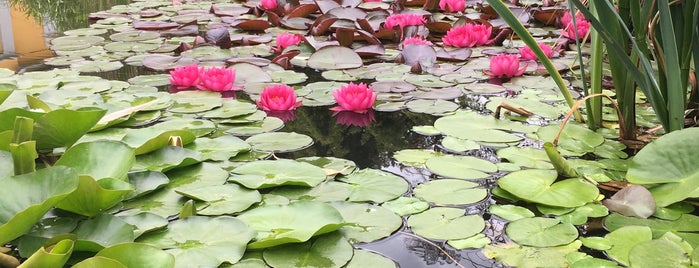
[442, 23, 491, 48]
[439, 0, 465, 13]
[335, 110, 376, 127]
[275, 33, 302, 52]
[485, 54, 526, 78]
[169, 64, 201, 89]
[260, 0, 277, 10]
[330, 82, 377, 114]
[563, 19, 591, 40]
[519, 43, 554, 61]
[560, 11, 585, 28]
[198, 66, 236, 92]
[401, 37, 433, 47]
[384, 14, 426, 30]
[256, 84, 302, 111]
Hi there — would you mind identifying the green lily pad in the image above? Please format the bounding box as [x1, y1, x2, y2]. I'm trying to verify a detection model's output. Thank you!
[506, 217, 578, 247]
[55, 176, 133, 217]
[128, 74, 171, 87]
[73, 256, 127, 267]
[344, 249, 396, 268]
[137, 216, 255, 268]
[425, 155, 497, 180]
[604, 225, 653, 266]
[497, 169, 599, 207]
[55, 140, 134, 182]
[579, 236, 612, 251]
[447, 233, 491, 249]
[489, 205, 535, 221]
[133, 146, 202, 172]
[484, 241, 582, 268]
[225, 116, 285, 136]
[337, 169, 408, 203]
[201, 99, 258, 119]
[440, 136, 481, 153]
[186, 136, 250, 161]
[20, 239, 74, 268]
[296, 156, 357, 176]
[604, 213, 699, 240]
[74, 214, 135, 252]
[121, 128, 196, 155]
[155, 118, 217, 137]
[625, 127, 699, 207]
[537, 123, 605, 156]
[268, 182, 350, 202]
[119, 212, 168, 238]
[628, 238, 691, 268]
[413, 179, 487, 205]
[245, 132, 312, 153]
[307, 46, 363, 70]
[0, 166, 78, 245]
[555, 203, 609, 225]
[95, 243, 175, 268]
[392, 149, 442, 168]
[176, 184, 261, 215]
[380, 197, 429, 216]
[434, 110, 537, 143]
[125, 171, 169, 200]
[404, 74, 454, 88]
[33, 108, 106, 150]
[237, 201, 345, 249]
[330, 201, 402, 244]
[229, 159, 326, 189]
[405, 99, 459, 115]
[263, 232, 353, 268]
[407, 207, 485, 240]
[497, 147, 554, 169]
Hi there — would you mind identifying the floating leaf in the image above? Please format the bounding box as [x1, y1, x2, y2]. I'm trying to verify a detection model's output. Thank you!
[125, 171, 169, 200]
[245, 132, 312, 153]
[330, 202, 402, 243]
[489, 205, 535, 221]
[425, 155, 497, 180]
[497, 147, 553, 169]
[176, 184, 261, 215]
[413, 179, 487, 205]
[55, 140, 134, 181]
[407, 207, 485, 240]
[337, 169, 408, 203]
[18, 239, 74, 268]
[262, 232, 353, 268]
[33, 108, 106, 150]
[602, 185, 656, 219]
[603, 225, 653, 266]
[628, 238, 691, 268]
[307, 46, 363, 70]
[380, 197, 429, 216]
[55, 176, 132, 217]
[497, 169, 599, 207]
[344, 249, 397, 268]
[132, 146, 202, 172]
[119, 213, 168, 238]
[484, 241, 582, 268]
[74, 214, 135, 252]
[392, 149, 442, 168]
[447, 233, 491, 249]
[229, 159, 326, 189]
[137, 216, 255, 268]
[506, 217, 578, 247]
[95, 243, 175, 268]
[238, 201, 345, 249]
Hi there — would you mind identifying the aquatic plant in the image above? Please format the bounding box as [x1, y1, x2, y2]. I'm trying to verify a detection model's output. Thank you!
[257, 84, 302, 111]
[441, 23, 491, 48]
[485, 54, 525, 78]
[259, 0, 277, 10]
[197, 66, 236, 92]
[383, 13, 427, 30]
[330, 82, 377, 114]
[519, 43, 554, 61]
[275, 33, 302, 52]
[169, 64, 201, 90]
[438, 0, 465, 13]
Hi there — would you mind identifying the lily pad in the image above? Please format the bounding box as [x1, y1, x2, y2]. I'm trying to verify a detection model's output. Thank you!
[344, 249, 396, 268]
[262, 232, 353, 268]
[380, 197, 429, 216]
[425, 155, 497, 180]
[137, 216, 255, 268]
[537, 123, 605, 156]
[95, 243, 175, 268]
[125, 171, 169, 200]
[506, 217, 578, 247]
[407, 207, 485, 240]
[497, 147, 553, 169]
[604, 225, 653, 266]
[405, 99, 459, 115]
[307, 46, 363, 70]
[413, 179, 487, 205]
[489, 205, 535, 221]
[330, 202, 402, 243]
[186, 136, 251, 161]
[229, 159, 326, 189]
[245, 132, 312, 153]
[175, 184, 261, 215]
[74, 214, 135, 252]
[55, 140, 134, 181]
[484, 241, 582, 268]
[237, 201, 345, 249]
[392, 149, 442, 168]
[447, 233, 491, 249]
[337, 169, 408, 203]
[602, 185, 656, 219]
[497, 169, 599, 207]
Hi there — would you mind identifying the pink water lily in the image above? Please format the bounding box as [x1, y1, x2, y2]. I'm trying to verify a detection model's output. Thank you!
[260, 0, 277, 10]
[485, 54, 526, 78]
[335, 110, 376, 127]
[256, 84, 302, 111]
[402, 36, 433, 47]
[442, 23, 491, 48]
[563, 18, 591, 40]
[561, 11, 585, 28]
[275, 33, 302, 52]
[384, 14, 426, 30]
[197, 66, 236, 92]
[439, 0, 465, 13]
[519, 43, 554, 61]
[330, 82, 377, 114]
[169, 64, 201, 89]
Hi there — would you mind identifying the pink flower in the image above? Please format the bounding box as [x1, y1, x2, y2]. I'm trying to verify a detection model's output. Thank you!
[519, 43, 554, 61]
[256, 84, 302, 111]
[563, 19, 591, 40]
[485, 54, 526, 78]
[335, 110, 376, 127]
[275, 33, 302, 52]
[442, 23, 491, 48]
[330, 82, 377, 114]
[260, 0, 277, 10]
[384, 14, 426, 30]
[169, 64, 201, 89]
[561, 11, 585, 27]
[197, 66, 236, 92]
[402, 37, 433, 47]
[439, 0, 465, 13]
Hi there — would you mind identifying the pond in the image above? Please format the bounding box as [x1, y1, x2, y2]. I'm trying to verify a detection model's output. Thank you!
[1, 0, 698, 268]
